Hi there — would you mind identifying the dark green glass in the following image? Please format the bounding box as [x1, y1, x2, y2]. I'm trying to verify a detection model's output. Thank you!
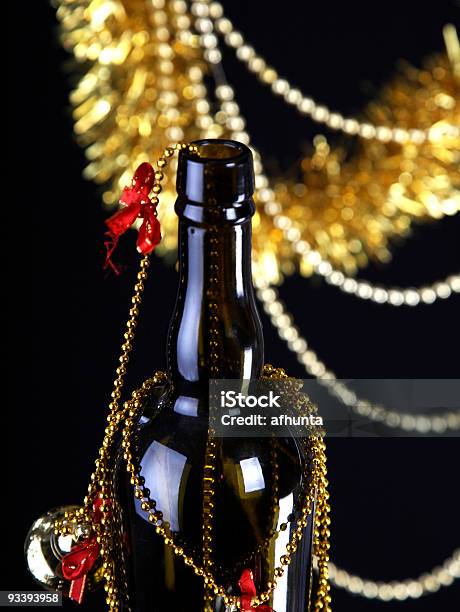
[115, 140, 314, 612]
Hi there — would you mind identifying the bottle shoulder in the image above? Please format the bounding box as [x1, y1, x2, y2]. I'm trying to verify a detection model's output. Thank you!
[130, 386, 309, 499]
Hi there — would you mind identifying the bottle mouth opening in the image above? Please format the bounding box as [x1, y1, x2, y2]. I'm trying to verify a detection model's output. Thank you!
[187, 139, 248, 163]
[176, 138, 255, 211]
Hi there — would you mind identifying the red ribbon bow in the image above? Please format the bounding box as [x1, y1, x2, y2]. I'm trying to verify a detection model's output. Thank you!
[62, 537, 100, 604]
[238, 569, 273, 611]
[104, 162, 161, 274]
[61, 498, 108, 604]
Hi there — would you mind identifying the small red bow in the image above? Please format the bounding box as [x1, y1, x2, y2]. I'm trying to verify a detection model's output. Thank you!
[238, 569, 273, 611]
[104, 162, 161, 274]
[61, 498, 108, 603]
[62, 537, 100, 604]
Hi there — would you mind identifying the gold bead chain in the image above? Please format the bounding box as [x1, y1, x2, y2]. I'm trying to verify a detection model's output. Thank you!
[55, 0, 460, 294]
[207, 56, 460, 307]
[202, 0, 459, 145]
[202, 225, 221, 610]
[55, 143, 331, 611]
[327, 549, 460, 602]
[255, 281, 460, 433]
[121, 375, 329, 610]
[189, 0, 460, 304]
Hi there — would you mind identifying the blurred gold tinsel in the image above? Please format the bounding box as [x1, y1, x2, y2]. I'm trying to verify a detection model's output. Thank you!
[55, 0, 460, 282]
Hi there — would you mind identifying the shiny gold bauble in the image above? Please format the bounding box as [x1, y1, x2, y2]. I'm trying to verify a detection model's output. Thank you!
[24, 505, 102, 594]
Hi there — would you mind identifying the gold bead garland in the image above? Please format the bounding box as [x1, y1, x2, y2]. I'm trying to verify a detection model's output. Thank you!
[202, 225, 220, 610]
[54, 142, 331, 611]
[256, 281, 460, 432]
[210, 1, 458, 145]
[120, 373, 329, 610]
[211, 81, 460, 305]
[55, 0, 460, 285]
[56, 369, 330, 610]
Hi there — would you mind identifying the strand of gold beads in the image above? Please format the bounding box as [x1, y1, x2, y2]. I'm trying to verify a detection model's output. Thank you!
[57, 369, 328, 611]
[54, 143, 331, 611]
[200, 63, 460, 433]
[208, 79, 460, 306]
[191, 0, 460, 301]
[191, 1, 460, 306]
[255, 279, 460, 432]
[207, 1, 459, 144]
[54, 0, 460, 290]
[202, 229, 221, 611]
[54, 143, 196, 608]
[328, 549, 460, 602]
[121, 389, 327, 611]
[54, 259, 163, 608]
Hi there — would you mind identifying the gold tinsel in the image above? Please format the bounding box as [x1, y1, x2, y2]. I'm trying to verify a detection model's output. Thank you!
[260, 55, 460, 279]
[55, 0, 459, 281]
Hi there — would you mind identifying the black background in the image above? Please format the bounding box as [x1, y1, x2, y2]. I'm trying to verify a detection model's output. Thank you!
[7, 1, 460, 610]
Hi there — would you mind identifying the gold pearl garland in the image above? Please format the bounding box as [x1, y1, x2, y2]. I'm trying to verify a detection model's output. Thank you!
[210, 81, 460, 306]
[255, 280, 460, 433]
[121, 373, 330, 611]
[193, 0, 460, 288]
[328, 548, 460, 602]
[190, 0, 460, 306]
[55, 143, 331, 611]
[55, 0, 460, 291]
[202, 227, 220, 610]
[209, 1, 458, 145]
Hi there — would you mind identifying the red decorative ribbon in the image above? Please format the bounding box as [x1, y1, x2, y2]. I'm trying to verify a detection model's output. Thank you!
[62, 536, 100, 604]
[61, 498, 108, 603]
[238, 569, 273, 611]
[104, 162, 161, 274]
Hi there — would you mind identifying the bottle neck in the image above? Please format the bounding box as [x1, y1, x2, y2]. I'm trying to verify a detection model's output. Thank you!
[166, 205, 264, 392]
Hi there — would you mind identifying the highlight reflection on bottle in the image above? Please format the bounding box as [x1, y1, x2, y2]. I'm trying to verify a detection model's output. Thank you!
[115, 140, 314, 611]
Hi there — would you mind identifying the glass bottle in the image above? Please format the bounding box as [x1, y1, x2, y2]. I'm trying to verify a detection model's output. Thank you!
[115, 139, 314, 611]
